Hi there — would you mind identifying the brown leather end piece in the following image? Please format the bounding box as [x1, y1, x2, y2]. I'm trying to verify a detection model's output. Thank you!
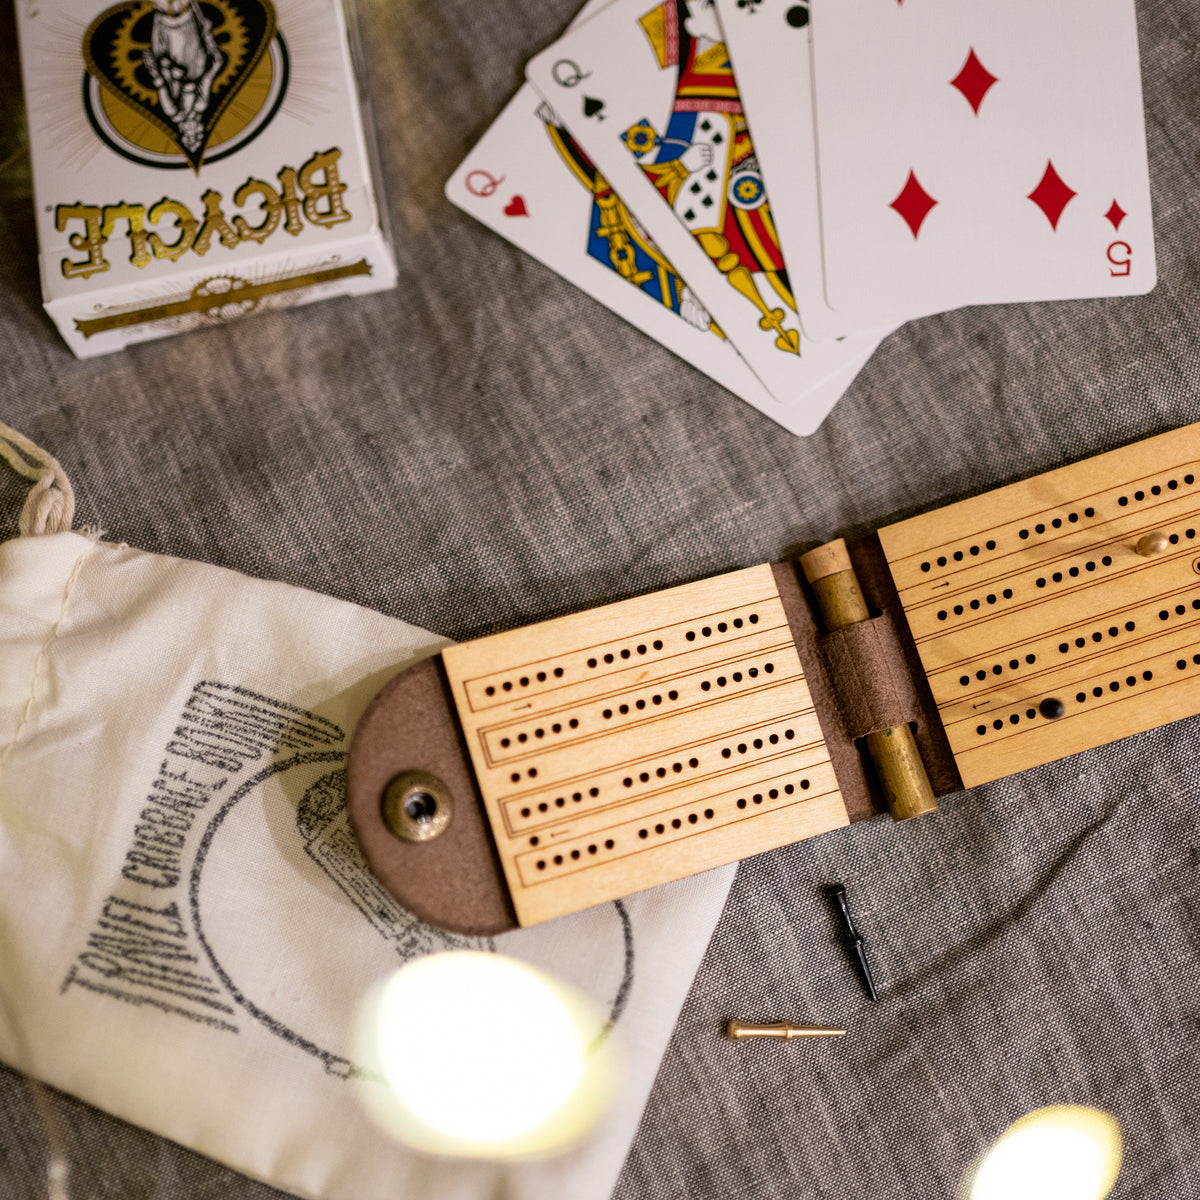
[820, 614, 923, 738]
[346, 655, 518, 936]
[772, 562, 882, 824]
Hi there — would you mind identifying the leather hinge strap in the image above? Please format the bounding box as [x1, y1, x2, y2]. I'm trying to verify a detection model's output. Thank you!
[818, 613, 923, 740]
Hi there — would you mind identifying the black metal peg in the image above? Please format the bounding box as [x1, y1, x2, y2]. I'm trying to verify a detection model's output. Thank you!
[830, 883, 878, 1002]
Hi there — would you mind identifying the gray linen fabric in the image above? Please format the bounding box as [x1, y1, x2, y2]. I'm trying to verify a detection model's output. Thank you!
[2, 0, 1199, 1196]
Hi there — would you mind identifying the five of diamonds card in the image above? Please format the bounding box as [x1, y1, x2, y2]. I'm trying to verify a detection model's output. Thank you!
[447, 0, 1154, 435]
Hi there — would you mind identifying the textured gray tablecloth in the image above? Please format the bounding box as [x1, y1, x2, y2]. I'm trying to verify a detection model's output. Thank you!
[2, 0, 1199, 1196]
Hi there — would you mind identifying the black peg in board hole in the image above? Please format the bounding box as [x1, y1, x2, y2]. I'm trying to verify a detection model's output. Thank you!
[1039, 697, 1065, 720]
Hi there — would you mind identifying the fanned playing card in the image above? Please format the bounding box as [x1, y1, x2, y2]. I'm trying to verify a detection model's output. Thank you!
[810, 0, 1155, 319]
[713, 0, 909, 340]
[446, 83, 878, 434]
[524, 0, 886, 430]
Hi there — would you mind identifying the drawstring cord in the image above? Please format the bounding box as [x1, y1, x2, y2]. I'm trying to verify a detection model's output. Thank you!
[0, 422, 74, 1195]
[0, 422, 75, 536]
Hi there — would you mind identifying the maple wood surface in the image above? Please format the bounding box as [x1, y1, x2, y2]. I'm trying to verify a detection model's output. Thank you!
[880, 423, 1200, 787]
[441, 564, 848, 925]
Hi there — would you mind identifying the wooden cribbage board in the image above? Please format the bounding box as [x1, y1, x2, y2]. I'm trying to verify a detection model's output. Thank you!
[440, 565, 846, 927]
[347, 423, 1200, 934]
[879, 425, 1200, 788]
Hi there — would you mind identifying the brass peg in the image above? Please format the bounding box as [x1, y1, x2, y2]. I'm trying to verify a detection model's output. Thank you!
[1136, 530, 1170, 557]
[725, 1021, 846, 1040]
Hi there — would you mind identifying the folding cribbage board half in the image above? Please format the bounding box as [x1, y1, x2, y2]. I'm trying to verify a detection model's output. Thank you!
[347, 423, 1200, 934]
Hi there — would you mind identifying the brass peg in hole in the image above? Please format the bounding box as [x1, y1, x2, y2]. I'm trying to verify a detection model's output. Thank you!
[725, 1021, 846, 1041]
[1136, 531, 1170, 557]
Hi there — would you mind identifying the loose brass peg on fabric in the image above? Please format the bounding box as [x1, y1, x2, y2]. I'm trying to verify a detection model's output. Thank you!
[724, 1021, 845, 1041]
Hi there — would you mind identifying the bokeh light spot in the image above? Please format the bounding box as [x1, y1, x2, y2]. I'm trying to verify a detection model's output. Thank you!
[970, 1105, 1122, 1200]
[354, 951, 616, 1160]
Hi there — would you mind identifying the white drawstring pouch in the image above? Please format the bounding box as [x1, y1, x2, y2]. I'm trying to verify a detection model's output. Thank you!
[0, 427, 735, 1200]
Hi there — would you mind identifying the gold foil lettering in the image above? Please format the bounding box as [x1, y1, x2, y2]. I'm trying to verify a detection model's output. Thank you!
[192, 189, 242, 256]
[54, 147, 355, 275]
[56, 204, 108, 279]
[232, 179, 284, 244]
[101, 203, 152, 269]
[275, 167, 306, 236]
[296, 148, 351, 228]
[148, 198, 199, 262]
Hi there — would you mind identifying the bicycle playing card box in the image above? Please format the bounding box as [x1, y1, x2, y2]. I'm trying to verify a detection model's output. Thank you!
[14, 0, 397, 357]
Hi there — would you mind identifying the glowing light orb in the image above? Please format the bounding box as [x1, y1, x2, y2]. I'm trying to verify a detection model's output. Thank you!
[355, 951, 616, 1160]
[970, 1106, 1122, 1200]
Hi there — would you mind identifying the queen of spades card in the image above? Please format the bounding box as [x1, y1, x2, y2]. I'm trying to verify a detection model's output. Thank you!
[623, 0, 798, 354]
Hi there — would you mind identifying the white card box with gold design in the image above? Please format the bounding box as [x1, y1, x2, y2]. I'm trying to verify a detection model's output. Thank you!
[15, 0, 397, 357]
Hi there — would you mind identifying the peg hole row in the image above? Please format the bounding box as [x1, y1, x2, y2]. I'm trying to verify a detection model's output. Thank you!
[501, 718, 579, 748]
[736, 780, 809, 808]
[700, 662, 774, 692]
[974, 661, 1177, 735]
[486, 667, 565, 696]
[1058, 621, 1135, 655]
[976, 706, 1042, 736]
[623, 757, 700, 788]
[720, 730, 795, 759]
[521, 786, 601, 818]
[959, 654, 1037, 686]
[1075, 670, 1157, 704]
[921, 539, 998, 572]
[1018, 508, 1095, 540]
[638, 808, 716, 839]
[1159, 599, 1200, 620]
[586, 640, 664, 669]
[937, 588, 1014, 621]
[535, 836, 616, 870]
[685, 614, 759, 642]
[602, 689, 679, 719]
[1035, 556, 1113, 589]
[1117, 475, 1194, 506]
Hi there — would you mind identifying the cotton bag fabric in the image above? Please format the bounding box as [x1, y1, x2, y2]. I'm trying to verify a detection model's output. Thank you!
[0, 431, 735, 1200]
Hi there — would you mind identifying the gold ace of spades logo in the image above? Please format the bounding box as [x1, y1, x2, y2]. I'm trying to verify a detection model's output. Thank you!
[82, 0, 288, 172]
